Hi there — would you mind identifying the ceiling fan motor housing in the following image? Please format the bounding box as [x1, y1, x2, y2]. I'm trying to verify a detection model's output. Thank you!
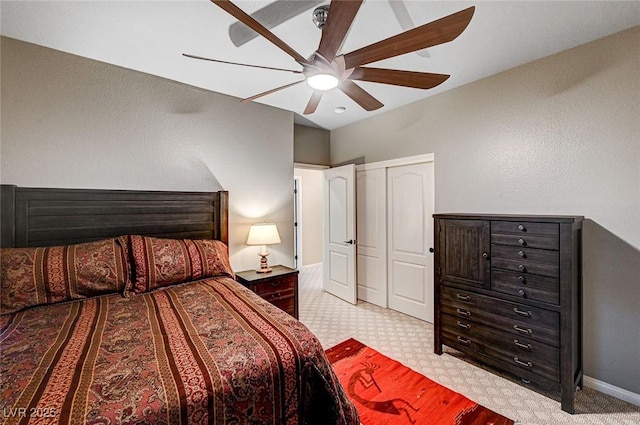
[312, 5, 329, 29]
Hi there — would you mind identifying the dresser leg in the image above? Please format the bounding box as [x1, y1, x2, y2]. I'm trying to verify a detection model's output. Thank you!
[561, 390, 575, 414]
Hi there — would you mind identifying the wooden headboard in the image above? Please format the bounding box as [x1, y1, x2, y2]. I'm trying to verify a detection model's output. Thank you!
[0, 185, 228, 248]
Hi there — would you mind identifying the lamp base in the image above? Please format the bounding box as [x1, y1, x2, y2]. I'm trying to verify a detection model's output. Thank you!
[256, 253, 272, 273]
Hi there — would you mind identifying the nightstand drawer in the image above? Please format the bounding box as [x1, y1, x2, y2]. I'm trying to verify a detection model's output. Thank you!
[254, 276, 295, 297]
[270, 297, 295, 316]
[257, 285, 295, 302]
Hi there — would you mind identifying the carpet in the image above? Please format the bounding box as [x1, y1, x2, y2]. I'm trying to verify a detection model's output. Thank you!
[326, 338, 515, 425]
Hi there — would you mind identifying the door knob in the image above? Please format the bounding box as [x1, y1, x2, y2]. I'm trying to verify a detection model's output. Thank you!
[429, 247, 434, 253]
[343, 239, 356, 245]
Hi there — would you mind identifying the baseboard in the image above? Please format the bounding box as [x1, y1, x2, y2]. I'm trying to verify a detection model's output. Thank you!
[301, 262, 322, 269]
[583, 375, 640, 407]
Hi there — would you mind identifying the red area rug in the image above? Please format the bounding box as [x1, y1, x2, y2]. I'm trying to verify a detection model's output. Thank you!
[326, 338, 514, 425]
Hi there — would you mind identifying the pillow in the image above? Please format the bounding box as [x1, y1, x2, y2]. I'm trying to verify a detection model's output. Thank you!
[129, 235, 234, 294]
[0, 237, 130, 315]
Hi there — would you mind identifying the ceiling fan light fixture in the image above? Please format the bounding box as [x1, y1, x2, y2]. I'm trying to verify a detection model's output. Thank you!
[307, 73, 339, 91]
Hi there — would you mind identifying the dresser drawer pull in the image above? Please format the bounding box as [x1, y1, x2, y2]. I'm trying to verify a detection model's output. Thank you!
[513, 307, 532, 317]
[518, 264, 526, 272]
[521, 378, 531, 384]
[518, 238, 526, 246]
[514, 339, 532, 351]
[513, 325, 533, 335]
[518, 275, 526, 283]
[518, 250, 526, 258]
[270, 292, 281, 299]
[518, 224, 526, 232]
[456, 308, 471, 317]
[456, 294, 471, 302]
[514, 357, 533, 368]
[518, 289, 526, 297]
[457, 336, 471, 346]
[457, 321, 471, 330]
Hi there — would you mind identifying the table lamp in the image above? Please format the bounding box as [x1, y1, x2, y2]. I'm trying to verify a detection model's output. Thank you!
[246, 223, 281, 273]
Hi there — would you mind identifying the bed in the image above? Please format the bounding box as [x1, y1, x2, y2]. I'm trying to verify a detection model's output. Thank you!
[0, 185, 359, 425]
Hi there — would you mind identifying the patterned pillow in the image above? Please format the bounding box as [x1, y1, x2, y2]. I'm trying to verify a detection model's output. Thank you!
[0, 237, 130, 315]
[129, 235, 234, 294]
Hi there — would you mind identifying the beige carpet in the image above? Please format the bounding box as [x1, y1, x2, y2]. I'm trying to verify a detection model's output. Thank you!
[297, 264, 640, 425]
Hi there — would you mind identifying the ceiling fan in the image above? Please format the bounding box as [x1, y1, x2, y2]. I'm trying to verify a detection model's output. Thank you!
[228, 0, 430, 58]
[184, 0, 475, 115]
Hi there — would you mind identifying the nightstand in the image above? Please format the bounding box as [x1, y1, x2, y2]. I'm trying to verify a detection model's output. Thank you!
[235, 265, 299, 318]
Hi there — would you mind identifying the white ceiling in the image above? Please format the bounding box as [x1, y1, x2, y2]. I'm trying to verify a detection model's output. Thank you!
[2, 1, 639, 130]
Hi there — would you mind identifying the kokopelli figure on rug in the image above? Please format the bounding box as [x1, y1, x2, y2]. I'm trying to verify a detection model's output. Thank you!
[348, 362, 419, 424]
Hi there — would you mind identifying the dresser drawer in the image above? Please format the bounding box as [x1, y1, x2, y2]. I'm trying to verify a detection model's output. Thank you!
[492, 269, 559, 305]
[491, 233, 559, 250]
[440, 286, 559, 346]
[492, 221, 558, 237]
[253, 276, 295, 298]
[491, 244, 559, 277]
[442, 314, 560, 382]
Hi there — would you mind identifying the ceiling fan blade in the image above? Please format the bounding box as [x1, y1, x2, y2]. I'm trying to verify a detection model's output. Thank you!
[339, 80, 383, 111]
[212, 0, 309, 65]
[388, 0, 430, 58]
[242, 79, 306, 103]
[317, 0, 364, 63]
[343, 6, 475, 69]
[350, 67, 449, 89]
[183, 54, 302, 74]
[229, 0, 322, 47]
[304, 91, 323, 115]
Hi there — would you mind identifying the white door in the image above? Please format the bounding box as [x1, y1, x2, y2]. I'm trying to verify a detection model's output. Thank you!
[356, 168, 387, 307]
[387, 162, 435, 322]
[293, 177, 302, 268]
[323, 164, 357, 304]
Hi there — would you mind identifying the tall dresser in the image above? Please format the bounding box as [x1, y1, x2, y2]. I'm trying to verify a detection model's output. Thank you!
[433, 214, 583, 413]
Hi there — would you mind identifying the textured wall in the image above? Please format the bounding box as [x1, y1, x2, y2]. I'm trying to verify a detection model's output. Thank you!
[294, 167, 324, 266]
[294, 124, 330, 166]
[0, 36, 295, 271]
[330, 27, 640, 395]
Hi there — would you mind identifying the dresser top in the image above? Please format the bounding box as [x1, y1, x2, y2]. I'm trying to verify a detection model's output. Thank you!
[433, 213, 584, 223]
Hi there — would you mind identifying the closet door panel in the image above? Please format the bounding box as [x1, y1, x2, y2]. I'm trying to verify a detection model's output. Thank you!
[387, 163, 435, 322]
[356, 169, 387, 307]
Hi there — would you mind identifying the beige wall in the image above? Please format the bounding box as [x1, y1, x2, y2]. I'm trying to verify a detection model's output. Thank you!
[294, 167, 324, 266]
[0, 36, 295, 272]
[331, 27, 640, 395]
[293, 124, 330, 166]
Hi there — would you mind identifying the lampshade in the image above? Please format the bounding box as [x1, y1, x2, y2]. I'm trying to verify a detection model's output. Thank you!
[246, 223, 281, 246]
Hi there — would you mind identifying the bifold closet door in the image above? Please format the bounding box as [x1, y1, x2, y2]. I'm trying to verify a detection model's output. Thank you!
[387, 162, 435, 322]
[356, 169, 387, 308]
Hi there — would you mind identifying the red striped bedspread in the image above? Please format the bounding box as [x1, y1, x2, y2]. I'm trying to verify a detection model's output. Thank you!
[0, 277, 359, 425]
